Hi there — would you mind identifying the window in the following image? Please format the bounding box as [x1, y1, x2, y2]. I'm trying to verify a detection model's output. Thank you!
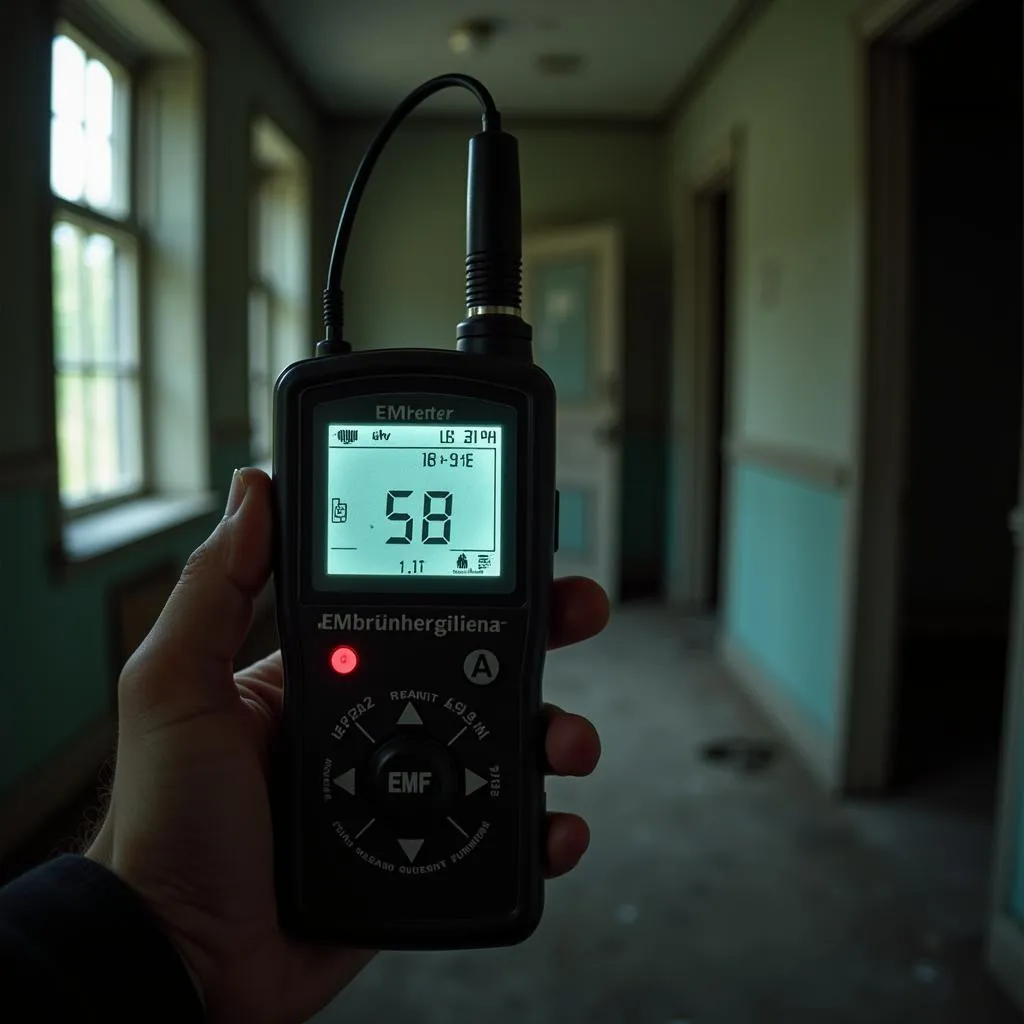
[51, 29, 142, 510]
[250, 119, 310, 464]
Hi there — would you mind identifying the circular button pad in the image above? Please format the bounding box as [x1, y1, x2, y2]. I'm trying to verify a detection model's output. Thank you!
[321, 690, 503, 874]
[368, 736, 458, 815]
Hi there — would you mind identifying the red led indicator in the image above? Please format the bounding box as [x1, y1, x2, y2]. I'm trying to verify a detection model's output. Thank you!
[330, 645, 359, 676]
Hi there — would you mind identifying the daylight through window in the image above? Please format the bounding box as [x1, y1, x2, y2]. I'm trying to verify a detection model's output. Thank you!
[51, 31, 142, 508]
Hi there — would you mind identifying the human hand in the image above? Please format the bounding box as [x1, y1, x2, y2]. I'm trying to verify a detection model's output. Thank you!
[86, 468, 608, 1024]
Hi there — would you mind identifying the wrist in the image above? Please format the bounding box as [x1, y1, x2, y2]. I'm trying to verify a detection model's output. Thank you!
[84, 818, 114, 866]
[84, 839, 209, 1012]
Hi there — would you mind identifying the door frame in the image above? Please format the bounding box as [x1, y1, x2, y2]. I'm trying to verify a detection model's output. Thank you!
[848, 0, 1024, 1007]
[672, 129, 744, 610]
[989, 528, 1024, 1010]
[843, 0, 980, 791]
[522, 221, 624, 602]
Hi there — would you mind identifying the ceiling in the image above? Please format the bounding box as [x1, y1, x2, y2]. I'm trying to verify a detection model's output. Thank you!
[250, 0, 752, 118]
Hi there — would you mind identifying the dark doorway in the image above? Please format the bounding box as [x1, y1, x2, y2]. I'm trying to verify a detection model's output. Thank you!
[893, 0, 1023, 793]
[706, 187, 733, 611]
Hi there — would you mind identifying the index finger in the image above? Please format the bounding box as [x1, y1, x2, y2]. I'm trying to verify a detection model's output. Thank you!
[548, 576, 609, 649]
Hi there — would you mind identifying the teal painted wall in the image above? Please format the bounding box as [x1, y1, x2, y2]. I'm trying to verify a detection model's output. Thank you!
[0, 0, 323, 802]
[725, 464, 844, 733]
[0, 493, 223, 794]
[329, 121, 672, 595]
[1012, 700, 1024, 923]
[1014, 772, 1024, 922]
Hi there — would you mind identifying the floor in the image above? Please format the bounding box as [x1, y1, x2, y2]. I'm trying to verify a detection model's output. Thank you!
[316, 607, 1022, 1024]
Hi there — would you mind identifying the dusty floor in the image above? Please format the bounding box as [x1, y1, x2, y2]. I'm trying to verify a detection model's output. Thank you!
[315, 607, 1021, 1024]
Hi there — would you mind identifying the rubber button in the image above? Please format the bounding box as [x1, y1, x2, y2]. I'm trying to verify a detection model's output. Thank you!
[368, 737, 458, 814]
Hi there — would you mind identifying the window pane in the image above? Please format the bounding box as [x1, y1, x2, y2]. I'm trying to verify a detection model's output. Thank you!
[52, 222, 84, 363]
[54, 221, 142, 506]
[91, 374, 121, 494]
[56, 372, 89, 503]
[117, 375, 144, 489]
[85, 59, 113, 139]
[85, 135, 113, 210]
[52, 36, 85, 122]
[84, 234, 115, 362]
[51, 116, 86, 202]
[249, 288, 270, 376]
[250, 373, 271, 460]
[115, 247, 140, 367]
[249, 287, 271, 458]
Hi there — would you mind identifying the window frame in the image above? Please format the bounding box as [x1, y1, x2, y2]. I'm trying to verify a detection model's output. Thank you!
[248, 264, 278, 465]
[51, 19, 150, 518]
[248, 129, 311, 465]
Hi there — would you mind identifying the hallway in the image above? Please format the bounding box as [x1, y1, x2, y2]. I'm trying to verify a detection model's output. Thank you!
[319, 608, 1021, 1024]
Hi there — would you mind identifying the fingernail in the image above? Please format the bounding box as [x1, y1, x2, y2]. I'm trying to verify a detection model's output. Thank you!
[225, 469, 247, 518]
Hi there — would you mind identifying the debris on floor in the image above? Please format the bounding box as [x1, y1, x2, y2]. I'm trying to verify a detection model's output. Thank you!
[699, 736, 777, 773]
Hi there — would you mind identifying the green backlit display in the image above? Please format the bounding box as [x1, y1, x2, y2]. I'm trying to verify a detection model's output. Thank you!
[325, 423, 503, 579]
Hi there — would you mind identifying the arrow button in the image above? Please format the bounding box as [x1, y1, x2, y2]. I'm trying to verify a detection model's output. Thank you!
[332, 769, 356, 795]
[396, 702, 423, 726]
[465, 769, 487, 796]
[398, 838, 424, 864]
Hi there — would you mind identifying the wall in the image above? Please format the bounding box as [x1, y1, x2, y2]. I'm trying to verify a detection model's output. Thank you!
[0, 0, 323, 815]
[329, 120, 672, 595]
[667, 0, 864, 758]
[1015, 733, 1024, 922]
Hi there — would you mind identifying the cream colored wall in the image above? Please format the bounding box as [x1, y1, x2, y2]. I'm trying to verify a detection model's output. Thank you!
[665, 0, 867, 766]
[669, 0, 866, 464]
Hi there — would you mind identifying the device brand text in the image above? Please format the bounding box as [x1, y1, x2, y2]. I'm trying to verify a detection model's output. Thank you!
[319, 612, 505, 637]
[376, 405, 455, 421]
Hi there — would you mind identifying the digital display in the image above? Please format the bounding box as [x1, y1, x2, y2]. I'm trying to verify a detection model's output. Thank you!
[325, 423, 504, 579]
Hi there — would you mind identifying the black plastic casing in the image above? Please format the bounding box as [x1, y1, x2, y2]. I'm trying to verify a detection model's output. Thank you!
[271, 347, 556, 949]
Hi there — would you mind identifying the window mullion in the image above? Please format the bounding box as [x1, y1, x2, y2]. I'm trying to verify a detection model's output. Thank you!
[113, 244, 126, 487]
[78, 238, 96, 501]
[53, 196, 138, 243]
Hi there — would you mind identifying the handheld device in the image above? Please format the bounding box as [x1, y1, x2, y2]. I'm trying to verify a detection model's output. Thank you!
[272, 76, 558, 949]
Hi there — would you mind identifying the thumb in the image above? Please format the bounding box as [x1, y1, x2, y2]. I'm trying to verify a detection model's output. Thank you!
[121, 468, 273, 718]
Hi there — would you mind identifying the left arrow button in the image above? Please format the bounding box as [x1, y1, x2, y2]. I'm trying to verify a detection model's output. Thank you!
[332, 768, 356, 795]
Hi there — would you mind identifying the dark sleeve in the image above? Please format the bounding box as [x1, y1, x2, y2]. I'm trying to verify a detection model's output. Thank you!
[0, 854, 205, 1022]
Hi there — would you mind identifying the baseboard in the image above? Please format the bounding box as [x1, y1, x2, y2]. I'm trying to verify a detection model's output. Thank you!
[0, 715, 115, 864]
[720, 635, 837, 791]
[988, 913, 1024, 1012]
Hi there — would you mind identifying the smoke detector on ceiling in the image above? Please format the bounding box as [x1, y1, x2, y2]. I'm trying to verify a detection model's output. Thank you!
[448, 18, 499, 55]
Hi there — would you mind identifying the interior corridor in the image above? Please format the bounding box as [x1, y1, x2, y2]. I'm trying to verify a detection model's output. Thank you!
[318, 608, 1020, 1024]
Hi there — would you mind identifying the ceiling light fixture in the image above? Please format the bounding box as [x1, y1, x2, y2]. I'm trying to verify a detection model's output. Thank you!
[449, 18, 498, 55]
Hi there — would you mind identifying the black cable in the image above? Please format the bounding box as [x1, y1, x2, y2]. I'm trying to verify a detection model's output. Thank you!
[321, 75, 500, 351]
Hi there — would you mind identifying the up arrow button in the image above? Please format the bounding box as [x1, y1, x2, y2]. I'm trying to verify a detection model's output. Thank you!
[396, 702, 423, 726]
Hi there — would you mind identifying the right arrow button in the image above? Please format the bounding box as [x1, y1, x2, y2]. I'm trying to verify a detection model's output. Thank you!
[465, 769, 488, 796]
